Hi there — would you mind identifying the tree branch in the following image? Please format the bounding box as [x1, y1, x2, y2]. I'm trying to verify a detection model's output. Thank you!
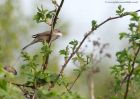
[67, 72, 81, 92]
[11, 82, 35, 88]
[11, 82, 35, 99]
[123, 47, 140, 99]
[59, 9, 140, 77]
[43, 0, 65, 70]
[48, 9, 140, 90]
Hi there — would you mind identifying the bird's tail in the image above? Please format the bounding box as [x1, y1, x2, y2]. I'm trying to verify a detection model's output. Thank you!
[22, 43, 33, 50]
[22, 39, 38, 50]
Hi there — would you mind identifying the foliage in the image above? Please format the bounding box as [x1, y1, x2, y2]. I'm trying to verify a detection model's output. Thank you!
[91, 20, 97, 30]
[0, 1, 140, 99]
[110, 8, 140, 99]
[33, 5, 55, 25]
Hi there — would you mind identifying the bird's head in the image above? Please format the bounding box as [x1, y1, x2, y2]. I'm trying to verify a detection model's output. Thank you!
[53, 29, 63, 37]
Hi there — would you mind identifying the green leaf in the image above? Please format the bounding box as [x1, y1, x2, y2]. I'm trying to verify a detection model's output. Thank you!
[130, 12, 140, 21]
[46, 91, 57, 97]
[119, 32, 128, 39]
[91, 20, 97, 30]
[69, 40, 78, 46]
[136, 57, 140, 64]
[59, 46, 69, 60]
[69, 40, 78, 52]
[118, 5, 122, 10]
[33, 5, 53, 24]
[116, 5, 125, 16]
[41, 43, 52, 56]
[116, 49, 131, 63]
[37, 6, 41, 12]
[0, 79, 7, 91]
[33, 54, 38, 61]
[59, 49, 66, 55]
[46, 73, 57, 83]
[21, 51, 30, 61]
[59, 46, 69, 55]
[129, 23, 136, 31]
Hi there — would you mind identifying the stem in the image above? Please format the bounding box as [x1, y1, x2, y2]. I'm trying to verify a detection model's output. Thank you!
[123, 47, 140, 99]
[48, 9, 140, 90]
[68, 72, 81, 91]
[59, 10, 140, 76]
[43, 0, 65, 70]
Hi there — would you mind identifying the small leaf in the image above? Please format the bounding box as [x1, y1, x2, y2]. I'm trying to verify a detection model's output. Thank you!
[136, 57, 140, 63]
[116, 5, 125, 16]
[59, 49, 66, 55]
[91, 20, 97, 29]
[69, 40, 78, 46]
[37, 6, 41, 12]
[59, 46, 69, 60]
[119, 32, 128, 39]
[0, 79, 7, 91]
[41, 43, 52, 56]
[118, 5, 122, 10]
[130, 12, 140, 21]
[21, 51, 30, 61]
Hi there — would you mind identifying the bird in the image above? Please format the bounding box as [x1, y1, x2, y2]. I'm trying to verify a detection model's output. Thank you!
[3, 65, 17, 75]
[22, 29, 62, 50]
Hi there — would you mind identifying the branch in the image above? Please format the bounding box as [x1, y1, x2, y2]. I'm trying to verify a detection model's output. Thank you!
[11, 82, 35, 99]
[11, 82, 35, 88]
[123, 47, 140, 99]
[43, 0, 65, 70]
[48, 9, 140, 90]
[58, 10, 140, 77]
[67, 72, 81, 92]
[52, 0, 64, 30]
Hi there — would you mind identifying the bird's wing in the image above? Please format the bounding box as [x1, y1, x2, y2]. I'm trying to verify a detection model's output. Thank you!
[32, 31, 51, 38]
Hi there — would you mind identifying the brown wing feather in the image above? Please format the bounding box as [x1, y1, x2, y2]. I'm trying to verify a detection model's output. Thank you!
[32, 31, 51, 38]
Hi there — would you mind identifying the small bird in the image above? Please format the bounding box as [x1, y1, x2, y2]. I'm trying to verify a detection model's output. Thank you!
[22, 29, 62, 50]
[3, 65, 17, 75]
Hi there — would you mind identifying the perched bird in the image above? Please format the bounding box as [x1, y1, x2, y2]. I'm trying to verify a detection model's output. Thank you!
[3, 65, 17, 75]
[22, 29, 62, 50]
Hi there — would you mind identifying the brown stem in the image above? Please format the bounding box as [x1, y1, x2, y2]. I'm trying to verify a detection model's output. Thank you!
[11, 82, 35, 88]
[43, 0, 65, 70]
[59, 10, 140, 76]
[48, 9, 140, 90]
[11, 82, 34, 99]
[67, 72, 81, 91]
[123, 47, 140, 99]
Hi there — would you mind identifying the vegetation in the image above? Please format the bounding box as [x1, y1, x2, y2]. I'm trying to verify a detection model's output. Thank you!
[0, 0, 140, 99]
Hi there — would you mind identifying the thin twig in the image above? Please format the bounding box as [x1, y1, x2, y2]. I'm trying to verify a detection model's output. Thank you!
[12, 82, 33, 99]
[48, 9, 140, 90]
[67, 72, 81, 92]
[123, 47, 140, 99]
[43, 0, 65, 70]
[11, 82, 35, 88]
[47, 9, 140, 90]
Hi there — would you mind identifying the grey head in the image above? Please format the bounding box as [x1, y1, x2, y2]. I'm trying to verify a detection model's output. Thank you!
[53, 29, 63, 37]
[51, 29, 63, 41]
